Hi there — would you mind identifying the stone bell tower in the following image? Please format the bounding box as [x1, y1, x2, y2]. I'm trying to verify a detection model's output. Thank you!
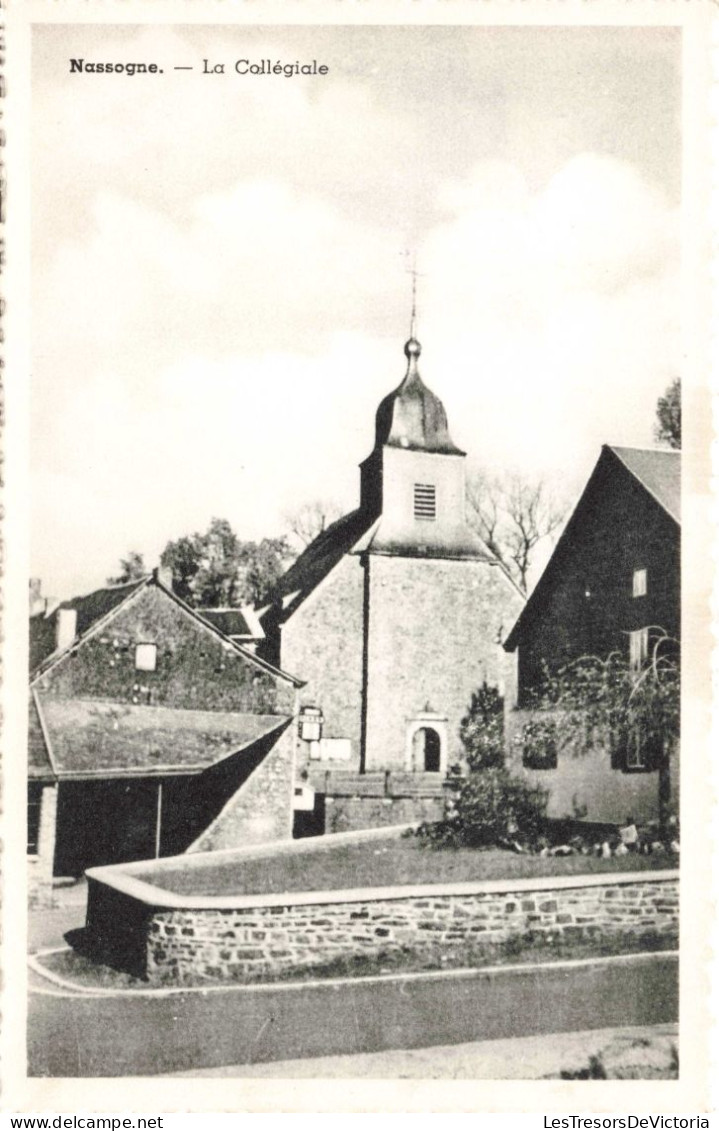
[358, 335, 490, 561]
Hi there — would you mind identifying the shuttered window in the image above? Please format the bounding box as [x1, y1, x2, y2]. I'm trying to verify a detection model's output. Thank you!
[629, 627, 649, 670]
[414, 483, 436, 521]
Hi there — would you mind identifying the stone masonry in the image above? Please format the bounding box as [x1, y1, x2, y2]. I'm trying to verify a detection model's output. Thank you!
[141, 873, 678, 984]
[188, 725, 296, 850]
[28, 783, 58, 907]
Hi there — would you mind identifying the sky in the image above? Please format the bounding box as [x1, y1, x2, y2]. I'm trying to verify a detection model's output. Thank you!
[31, 24, 682, 599]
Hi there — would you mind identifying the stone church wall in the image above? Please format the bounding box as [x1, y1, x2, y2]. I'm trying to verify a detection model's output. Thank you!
[281, 554, 366, 768]
[364, 555, 523, 772]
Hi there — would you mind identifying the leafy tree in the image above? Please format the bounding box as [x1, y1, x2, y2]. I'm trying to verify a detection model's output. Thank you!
[466, 470, 566, 592]
[284, 499, 343, 550]
[107, 550, 146, 585]
[160, 517, 294, 609]
[654, 378, 681, 449]
[459, 682, 505, 771]
[520, 632, 680, 834]
[239, 536, 295, 608]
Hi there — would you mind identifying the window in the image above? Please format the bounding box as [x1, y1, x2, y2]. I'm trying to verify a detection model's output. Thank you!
[633, 568, 647, 598]
[610, 726, 653, 772]
[521, 718, 558, 770]
[414, 483, 436, 521]
[625, 730, 648, 770]
[629, 627, 649, 670]
[135, 643, 157, 672]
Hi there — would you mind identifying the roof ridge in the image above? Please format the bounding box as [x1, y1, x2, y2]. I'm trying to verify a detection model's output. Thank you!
[607, 443, 680, 456]
[59, 576, 149, 606]
[31, 576, 153, 682]
[153, 577, 304, 687]
[605, 446, 680, 524]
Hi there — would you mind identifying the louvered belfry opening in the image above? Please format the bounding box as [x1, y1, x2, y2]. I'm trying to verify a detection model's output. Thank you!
[413, 483, 436, 521]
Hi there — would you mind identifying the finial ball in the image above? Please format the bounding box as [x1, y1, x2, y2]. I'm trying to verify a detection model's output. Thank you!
[404, 337, 422, 359]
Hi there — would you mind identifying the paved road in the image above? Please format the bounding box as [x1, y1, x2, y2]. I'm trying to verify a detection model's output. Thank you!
[167, 1023, 679, 1079]
[29, 881, 87, 953]
[29, 951, 678, 1078]
[28, 884, 678, 1081]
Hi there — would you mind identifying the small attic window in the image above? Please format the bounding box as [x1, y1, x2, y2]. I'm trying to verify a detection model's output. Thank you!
[414, 483, 436, 521]
[135, 643, 157, 672]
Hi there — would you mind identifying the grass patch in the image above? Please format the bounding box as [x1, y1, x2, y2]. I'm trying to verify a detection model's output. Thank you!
[39, 928, 677, 993]
[132, 839, 676, 898]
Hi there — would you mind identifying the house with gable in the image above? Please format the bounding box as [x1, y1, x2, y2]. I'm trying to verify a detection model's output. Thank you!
[261, 335, 524, 832]
[29, 569, 302, 901]
[503, 444, 681, 825]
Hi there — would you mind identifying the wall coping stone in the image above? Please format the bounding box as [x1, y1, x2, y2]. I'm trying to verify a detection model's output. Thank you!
[86, 863, 678, 914]
[98, 823, 417, 879]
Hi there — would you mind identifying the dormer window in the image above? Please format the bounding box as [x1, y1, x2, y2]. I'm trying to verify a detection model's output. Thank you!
[414, 483, 436, 521]
[633, 568, 647, 597]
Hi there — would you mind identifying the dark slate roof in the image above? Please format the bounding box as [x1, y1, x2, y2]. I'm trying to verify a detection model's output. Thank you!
[265, 507, 377, 623]
[30, 572, 303, 687]
[504, 444, 681, 651]
[196, 607, 263, 639]
[29, 612, 59, 674]
[33, 695, 290, 778]
[608, 446, 681, 523]
[59, 579, 147, 635]
[30, 579, 148, 672]
[374, 338, 465, 456]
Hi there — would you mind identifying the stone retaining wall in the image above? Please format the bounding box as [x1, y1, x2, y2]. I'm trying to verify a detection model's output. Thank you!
[146, 876, 677, 983]
[85, 860, 678, 984]
[325, 793, 444, 833]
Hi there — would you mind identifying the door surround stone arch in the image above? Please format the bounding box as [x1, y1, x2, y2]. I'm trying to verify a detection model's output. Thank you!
[405, 715, 448, 774]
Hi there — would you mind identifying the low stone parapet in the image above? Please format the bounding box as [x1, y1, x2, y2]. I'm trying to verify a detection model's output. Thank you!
[85, 849, 678, 985]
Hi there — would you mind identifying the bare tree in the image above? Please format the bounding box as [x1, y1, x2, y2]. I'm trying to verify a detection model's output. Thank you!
[284, 499, 343, 549]
[467, 471, 566, 593]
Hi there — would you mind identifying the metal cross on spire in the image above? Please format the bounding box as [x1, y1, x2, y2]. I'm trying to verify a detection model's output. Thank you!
[402, 250, 424, 340]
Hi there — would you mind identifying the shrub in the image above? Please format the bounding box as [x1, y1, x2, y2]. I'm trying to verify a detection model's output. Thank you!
[519, 716, 558, 770]
[422, 767, 548, 848]
[460, 682, 505, 771]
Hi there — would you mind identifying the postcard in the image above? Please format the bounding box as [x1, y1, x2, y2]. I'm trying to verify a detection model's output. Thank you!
[1, 0, 715, 1114]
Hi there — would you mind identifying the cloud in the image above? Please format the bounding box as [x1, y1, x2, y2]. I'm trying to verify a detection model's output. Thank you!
[418, 154, 679, 473]
[32, 177, 405, 452]
[30, 26, 681, 597]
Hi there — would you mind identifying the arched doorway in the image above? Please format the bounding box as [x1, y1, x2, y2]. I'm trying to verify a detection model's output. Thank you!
[412, 727, 442, 773]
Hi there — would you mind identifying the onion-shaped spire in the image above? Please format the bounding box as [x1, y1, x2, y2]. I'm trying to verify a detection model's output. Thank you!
[373, 337, 465, 455]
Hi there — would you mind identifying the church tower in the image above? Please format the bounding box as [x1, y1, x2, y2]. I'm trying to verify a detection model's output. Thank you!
[262, 333, 524, 828]
[358, 336, 491, 561]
